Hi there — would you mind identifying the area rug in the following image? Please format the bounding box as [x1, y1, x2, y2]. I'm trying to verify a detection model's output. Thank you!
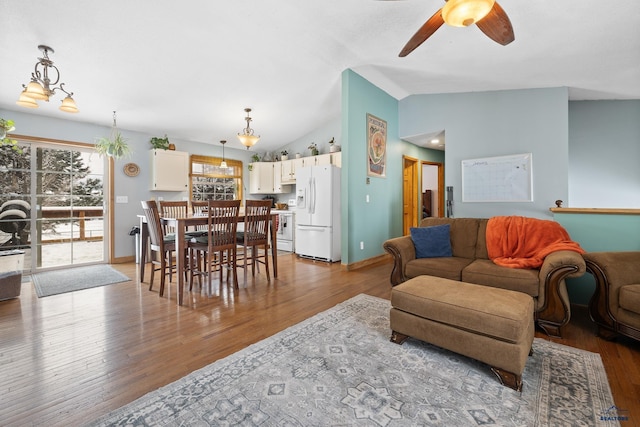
[32, 264, 130, 297]
[88, 294, 619, 426]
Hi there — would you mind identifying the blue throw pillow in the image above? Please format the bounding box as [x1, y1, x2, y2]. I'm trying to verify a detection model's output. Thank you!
[410, 224, 452, 258]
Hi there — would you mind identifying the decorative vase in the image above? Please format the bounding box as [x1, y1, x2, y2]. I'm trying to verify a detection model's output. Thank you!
[329, 144, 340, 153]
[295, 153, 301, 159]
[281, 155, 288, 161]
[168, 143, 176, 150]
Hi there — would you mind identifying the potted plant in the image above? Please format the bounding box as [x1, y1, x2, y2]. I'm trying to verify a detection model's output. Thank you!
[308, 143, 319, 156]
[0, 118, 21, 152]
[251, 153, 261, 163]
[95, 132, 132, 159]
[328, 137, 340, 153]
[150, 135, 170, 150]
[281, 150, 289, 161]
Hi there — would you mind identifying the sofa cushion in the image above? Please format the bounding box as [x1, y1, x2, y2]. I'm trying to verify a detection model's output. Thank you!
[406, 257, 474, 281]
[475, 219, 489, 260]
[620, 285, 640, 315]
[419, 218, 480, 259]
[462, 259, 540, 297]
[410, 224, 452, 258]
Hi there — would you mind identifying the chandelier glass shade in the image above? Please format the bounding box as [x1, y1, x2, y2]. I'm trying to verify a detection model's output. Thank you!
[219, 140, 228, 169]
[16, 45, 79, 113]
[237, 108, 260, 149]
[441, 0, 495, 27]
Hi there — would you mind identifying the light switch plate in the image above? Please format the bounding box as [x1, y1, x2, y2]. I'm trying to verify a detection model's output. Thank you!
[116, 196, 128, 203]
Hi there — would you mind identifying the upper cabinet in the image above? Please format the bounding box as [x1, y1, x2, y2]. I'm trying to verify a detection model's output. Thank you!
[250, 153, 342, 193]
[150, 149, 189, 191]
[281, 159, 296, 184]
[249, 162, 291, 194]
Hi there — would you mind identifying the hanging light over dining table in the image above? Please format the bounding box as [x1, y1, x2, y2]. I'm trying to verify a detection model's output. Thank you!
[237, 108, 260, 149]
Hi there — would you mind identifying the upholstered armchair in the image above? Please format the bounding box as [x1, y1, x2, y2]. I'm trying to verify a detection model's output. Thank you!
[584, 251, 640, 342]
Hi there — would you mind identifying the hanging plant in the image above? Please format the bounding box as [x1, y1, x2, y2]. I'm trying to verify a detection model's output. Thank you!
[0, 118, 21, 152]
[95, 111, 132, 159]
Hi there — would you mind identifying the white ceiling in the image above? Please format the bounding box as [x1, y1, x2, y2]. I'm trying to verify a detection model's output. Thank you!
[1, 0, 638, 153]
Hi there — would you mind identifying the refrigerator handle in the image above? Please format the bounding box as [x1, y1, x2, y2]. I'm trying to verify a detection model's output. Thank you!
[307, 177, 313, 214]
[309, 177, 316, 215]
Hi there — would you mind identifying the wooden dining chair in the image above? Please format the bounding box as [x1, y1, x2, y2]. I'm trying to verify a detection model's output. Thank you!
[141, 200, 179, 297]
[189, 200, 241, 291]
[236, 200, 272, 282]
[159, 200, 188, 235]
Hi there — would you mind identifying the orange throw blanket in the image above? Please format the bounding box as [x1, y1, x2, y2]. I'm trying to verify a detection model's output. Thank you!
[486, 216, 585, 269]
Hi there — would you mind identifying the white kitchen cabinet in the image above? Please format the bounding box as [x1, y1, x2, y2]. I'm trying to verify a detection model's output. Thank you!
[249, 162, 291, 194]
[280, 159, 296, 184]
[330, 151, 342, 168]
[150, 149, 189, 191]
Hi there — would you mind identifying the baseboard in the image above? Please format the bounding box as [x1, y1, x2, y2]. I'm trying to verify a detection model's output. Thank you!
[112, 255, 135, 264]
[342, 253, 392, 271]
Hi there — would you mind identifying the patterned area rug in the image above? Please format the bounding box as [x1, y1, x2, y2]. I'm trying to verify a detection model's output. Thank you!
[89, 294, 619, 426]
[32, 264, 130, 297]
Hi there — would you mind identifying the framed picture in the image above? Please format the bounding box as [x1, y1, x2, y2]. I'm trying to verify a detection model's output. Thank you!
[366, 113, 387, 178]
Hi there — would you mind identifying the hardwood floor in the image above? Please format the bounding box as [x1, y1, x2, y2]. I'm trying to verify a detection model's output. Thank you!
[1, 255, 638, 426]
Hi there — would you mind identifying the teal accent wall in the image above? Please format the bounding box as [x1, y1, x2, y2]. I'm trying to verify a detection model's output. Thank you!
[341, 70, 443, 265]
[555, 212, 640, 305]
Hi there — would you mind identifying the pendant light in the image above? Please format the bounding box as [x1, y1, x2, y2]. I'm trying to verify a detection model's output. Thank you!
[219, 140, 228, 169]
[237, 108, 260, 149]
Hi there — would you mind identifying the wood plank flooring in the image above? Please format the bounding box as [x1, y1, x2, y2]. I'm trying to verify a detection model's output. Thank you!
[1, 254, 638, 426]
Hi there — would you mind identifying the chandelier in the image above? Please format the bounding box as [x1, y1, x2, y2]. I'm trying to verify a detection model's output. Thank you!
[219, 140, 228, 169]
[16, 45, 79, 113]
[237, 108, 260, 149]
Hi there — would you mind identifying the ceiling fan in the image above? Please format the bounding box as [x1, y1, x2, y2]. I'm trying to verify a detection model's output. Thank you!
[398, 0, 514, 57]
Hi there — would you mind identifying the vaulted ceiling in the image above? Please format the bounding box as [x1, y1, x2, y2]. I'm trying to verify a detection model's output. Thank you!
[1, 1, 638, 152]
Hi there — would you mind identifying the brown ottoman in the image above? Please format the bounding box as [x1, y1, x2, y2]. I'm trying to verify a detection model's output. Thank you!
[390, 275, 535, 391]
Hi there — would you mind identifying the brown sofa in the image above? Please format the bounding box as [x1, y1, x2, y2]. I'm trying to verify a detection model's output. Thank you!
[584, 251, 640, 342]
[383, 217, 586, 337]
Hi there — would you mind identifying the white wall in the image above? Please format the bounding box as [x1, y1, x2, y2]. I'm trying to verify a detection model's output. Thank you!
[568, 100, 640, 208]
[1, 108, 255, 259]
[400, 87, 570, 219]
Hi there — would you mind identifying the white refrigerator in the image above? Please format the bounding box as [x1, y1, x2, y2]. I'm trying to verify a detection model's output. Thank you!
[295, 165, 341, 262]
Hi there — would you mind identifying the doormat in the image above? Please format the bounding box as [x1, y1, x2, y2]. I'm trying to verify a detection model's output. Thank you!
[32, 264, 130, 297]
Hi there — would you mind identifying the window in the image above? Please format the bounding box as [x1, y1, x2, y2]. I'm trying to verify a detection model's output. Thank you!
[190, 155, 243, 201]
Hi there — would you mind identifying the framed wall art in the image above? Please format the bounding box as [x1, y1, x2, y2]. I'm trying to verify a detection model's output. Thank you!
[366, 113, 387, 178]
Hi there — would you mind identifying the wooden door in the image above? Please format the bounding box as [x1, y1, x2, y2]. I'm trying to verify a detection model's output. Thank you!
[402, 156, 419, 235]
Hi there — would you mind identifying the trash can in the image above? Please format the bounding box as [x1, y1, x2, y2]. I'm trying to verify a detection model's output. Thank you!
[129, 226, 141, 264]
[0, 249, 25, 301]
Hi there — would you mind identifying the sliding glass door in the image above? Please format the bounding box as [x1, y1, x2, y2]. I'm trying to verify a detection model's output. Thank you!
[0, 139, 106, 273]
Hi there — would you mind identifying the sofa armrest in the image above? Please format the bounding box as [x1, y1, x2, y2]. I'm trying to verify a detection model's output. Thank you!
[536, 250, 586, 336]
[383, 236, 416, 286]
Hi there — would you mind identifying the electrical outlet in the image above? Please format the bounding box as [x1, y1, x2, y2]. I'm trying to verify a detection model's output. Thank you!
[360, 241, 364, 250]
[366, 194, 370, 203]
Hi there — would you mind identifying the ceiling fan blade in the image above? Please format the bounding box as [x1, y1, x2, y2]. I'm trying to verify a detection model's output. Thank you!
[475, 1, 515, 46]
[399, 9, 445, 57]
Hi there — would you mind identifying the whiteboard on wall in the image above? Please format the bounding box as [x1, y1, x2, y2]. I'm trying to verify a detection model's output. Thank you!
[462, 153, 533, 202]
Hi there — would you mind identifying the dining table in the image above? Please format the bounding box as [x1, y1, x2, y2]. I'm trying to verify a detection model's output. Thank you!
[138, 211, 279, 305]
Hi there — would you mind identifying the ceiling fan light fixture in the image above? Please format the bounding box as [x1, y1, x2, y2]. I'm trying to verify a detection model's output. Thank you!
[442, 0, 495, 27]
